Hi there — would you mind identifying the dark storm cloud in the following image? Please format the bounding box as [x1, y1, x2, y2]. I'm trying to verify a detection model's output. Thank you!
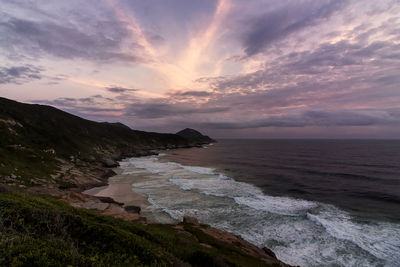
[0, 65, 43, 84]
[125, 102, 230, 119]
[241, 0, 348, 55]
[106, 86, 138, 93]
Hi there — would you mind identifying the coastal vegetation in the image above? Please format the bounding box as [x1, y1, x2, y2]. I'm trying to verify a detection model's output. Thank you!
[0, 97, 206, 187]
[0, 191, 281, 266]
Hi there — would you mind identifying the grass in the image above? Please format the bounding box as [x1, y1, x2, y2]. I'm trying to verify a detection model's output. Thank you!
[0, 192, 273, 267]
[0, 97, 190, 185]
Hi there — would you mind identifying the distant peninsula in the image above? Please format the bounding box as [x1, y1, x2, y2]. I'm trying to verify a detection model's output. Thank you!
[177, 128, 215, 144]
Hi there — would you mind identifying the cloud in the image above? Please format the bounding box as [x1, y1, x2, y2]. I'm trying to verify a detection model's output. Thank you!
[0, 65, 43, 84]
[31, 95, 123, 117]
[125, 101, 230, 118]
[8, 0, 400, 138]
[208, 31, 400, 95]
[169, 90, 213, 97]
[106, 86, 137, 93]
[240, 0, 348, 55]
[0, 13, 144, 62]
[193, 109, 400, 129]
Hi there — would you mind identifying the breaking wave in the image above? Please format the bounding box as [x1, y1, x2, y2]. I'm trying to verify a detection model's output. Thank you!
[119, 154, 400, 266]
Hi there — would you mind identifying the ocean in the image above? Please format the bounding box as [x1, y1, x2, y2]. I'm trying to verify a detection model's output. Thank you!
[119, 139, 400, 266]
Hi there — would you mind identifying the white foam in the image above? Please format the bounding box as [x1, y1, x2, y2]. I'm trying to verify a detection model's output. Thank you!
[167, 162, 215, 175]
[125, 156, 176, 174]
[120, 156, 400, 266]
[307, 207, 400, 265]
[169, 177, 317, 216]
[234, 195, 318, 216]
[218, 173, 230, 180]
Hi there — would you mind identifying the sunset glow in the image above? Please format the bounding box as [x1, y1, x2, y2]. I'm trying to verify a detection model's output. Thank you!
[1, 0, 400, 138]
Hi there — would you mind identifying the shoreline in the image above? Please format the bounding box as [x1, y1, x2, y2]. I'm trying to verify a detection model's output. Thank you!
[85, 148, 399, 267]
[78, 152, 292, 266]
[22, 143, 292, 266]
[82, 166, 153, 220]
[82, 145, 214, 224]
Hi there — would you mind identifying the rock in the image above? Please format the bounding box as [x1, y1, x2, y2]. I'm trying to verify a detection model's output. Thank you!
[87, 202, 110, 211]
[96, 196, 123, 205]
[26, 185, 64, 197]
[132, 150, 151, 157]
[262, 247, 277, 259]
[44, 148, 56, 154]
[183, 216, 199, 225]
[124, 205, 141, 214]
[82, 155, 96, 162]
[139, 216, 148, 224]
[77, 182, 108, 191]
[102, 158, 119, 168]
[100, 169, 117, 179]
[58, 183, 78, 190]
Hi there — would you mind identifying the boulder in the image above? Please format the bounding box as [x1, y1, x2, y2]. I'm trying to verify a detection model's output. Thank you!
[100, 169, 117, 179]
[183, 216, 199, 225]
[124, 205, 141, 214]
[102, 158, 119, 168]
[262, 247, 277, 259]
[96, 196, 123, 205]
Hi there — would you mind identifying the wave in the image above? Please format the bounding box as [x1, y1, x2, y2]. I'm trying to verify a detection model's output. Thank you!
[119, 154, 400, 266]
[167, 162, 215, 175]
[307, 207, 400, 264]
[169, 177, 318, 216]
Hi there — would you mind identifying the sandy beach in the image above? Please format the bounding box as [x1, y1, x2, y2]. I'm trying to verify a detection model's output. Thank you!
[84, 168, 148, 207]
[83, 166, 177, 223]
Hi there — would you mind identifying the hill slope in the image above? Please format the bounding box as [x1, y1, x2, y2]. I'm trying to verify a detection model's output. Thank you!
[0, 97, 207, 187]
[177, 128, 215, 144]
[0, 191, 286, 267]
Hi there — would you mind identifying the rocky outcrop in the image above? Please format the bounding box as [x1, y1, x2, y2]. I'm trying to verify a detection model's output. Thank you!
[101, 158, 119, 168]
[183, 215, 199, 225]
[176, 128, 215, 144]
[196, 226, 291, 266]
[61, 192, 142, 221]
[124, 205, 141, 214]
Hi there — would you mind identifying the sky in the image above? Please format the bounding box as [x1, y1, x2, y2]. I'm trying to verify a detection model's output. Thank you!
[1, 0, 400, 138]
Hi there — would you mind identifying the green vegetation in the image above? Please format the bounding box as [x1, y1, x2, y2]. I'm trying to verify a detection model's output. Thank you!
[0, 192, 272, 266]
[0, 97, 189, 184]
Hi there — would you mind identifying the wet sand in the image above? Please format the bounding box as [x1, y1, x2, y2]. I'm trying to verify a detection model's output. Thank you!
[83, 168, 149, 207]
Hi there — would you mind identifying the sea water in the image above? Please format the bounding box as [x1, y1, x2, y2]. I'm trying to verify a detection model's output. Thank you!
[119, 140, 400, 266]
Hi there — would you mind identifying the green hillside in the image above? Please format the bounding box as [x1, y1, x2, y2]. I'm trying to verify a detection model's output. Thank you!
[0, 97, 190, 186]
[0, 191, 277, 267]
